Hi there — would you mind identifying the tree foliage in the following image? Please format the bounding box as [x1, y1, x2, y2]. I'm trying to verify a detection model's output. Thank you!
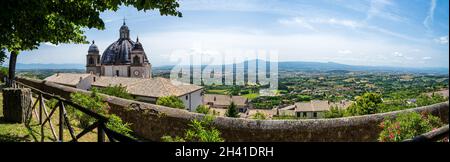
[346, 92, 383, 116]
[156, 96, 185, 109]
[161, 115, 224, 142]
[324, 106, 346, 118]
[225, 102, 239, 118]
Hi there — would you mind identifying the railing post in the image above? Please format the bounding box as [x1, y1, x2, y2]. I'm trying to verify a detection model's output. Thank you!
[38, 93, 43, 124]
[59, 101, 64, 142]
[98, 122, 105, 142]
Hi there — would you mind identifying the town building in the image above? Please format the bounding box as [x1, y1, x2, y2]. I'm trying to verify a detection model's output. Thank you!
[279, 100, 351, 119]
[204, 94, 249, 113]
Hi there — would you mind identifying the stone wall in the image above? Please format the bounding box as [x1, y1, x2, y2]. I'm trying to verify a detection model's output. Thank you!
[2, 88, 33, 123]
[15, 77, 449, 142]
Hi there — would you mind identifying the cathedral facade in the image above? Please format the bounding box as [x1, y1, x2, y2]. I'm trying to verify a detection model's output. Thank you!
[86, 21, 152, 78]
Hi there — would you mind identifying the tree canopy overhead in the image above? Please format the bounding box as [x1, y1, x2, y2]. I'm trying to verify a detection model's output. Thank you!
[0, 0, 182, 85]
[0, 0, 181, 53]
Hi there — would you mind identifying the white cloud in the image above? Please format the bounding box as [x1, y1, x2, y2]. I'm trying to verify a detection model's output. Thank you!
[279, 17, 316, 31]
[43, 42, 60, 47]
[393, 51, 403, 57]
[280, 17, 362, 31]
[423, 57, 432, 60]
[423, 0, 436, 30]
[435, 36, 449, 44]
[338, 50, 352, 54]
[311, 18, 362, 29]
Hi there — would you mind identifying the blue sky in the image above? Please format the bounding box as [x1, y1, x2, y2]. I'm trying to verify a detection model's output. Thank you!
[14, 0, 450, 68]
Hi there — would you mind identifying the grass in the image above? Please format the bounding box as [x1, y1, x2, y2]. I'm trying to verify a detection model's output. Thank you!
[0, 84, 98, 142]
[206, 89, 228, 95]
[243, 93, 260, 100]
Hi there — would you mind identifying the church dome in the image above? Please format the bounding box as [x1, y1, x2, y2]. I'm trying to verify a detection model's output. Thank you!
[100, 21, 149, 65]
[132, 37, 144, 51]
[88, 41, 99, 53]
[100, 37, 135, 65]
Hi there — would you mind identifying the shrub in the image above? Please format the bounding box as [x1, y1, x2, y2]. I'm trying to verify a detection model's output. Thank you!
[156, 96, 185, 109]
[196, 105, 210, 114]
[378, 112, 443, 142]
[161, 115, 224, 142]
[225, 102, 239, 118]
[251, 111, 267, 120]
[70, 89, 108, 128]
[70, 90, 135, 139]
[106, 114, 134, 139]
[96, 85, 134, 100]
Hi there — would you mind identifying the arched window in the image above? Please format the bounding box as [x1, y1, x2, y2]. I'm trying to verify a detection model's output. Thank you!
[89, 57, 94, 65]
[133, 55, 140, 65]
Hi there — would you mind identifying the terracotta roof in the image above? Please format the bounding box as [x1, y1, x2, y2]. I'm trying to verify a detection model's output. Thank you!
[295, 100, 330, 111]
[92, 76, 202, 98]
[204, 94, 248, 107]
[295, 100, 349, 112]
[44, 73, 92, 86]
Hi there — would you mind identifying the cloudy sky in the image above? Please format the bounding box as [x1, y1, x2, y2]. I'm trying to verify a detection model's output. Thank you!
[14, 0, 450, 68]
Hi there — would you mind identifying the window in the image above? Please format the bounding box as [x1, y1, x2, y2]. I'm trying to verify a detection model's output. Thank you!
[296, 112, 301, 117]
[185, 95, 188, 100]
[133, 55, 140, 65]
[313, 112, 317, 118]
[116, 70, 120, 77]
[89, 57, 94, 65]
[303, 112, 307, 117]
[93, 77, 96, 82]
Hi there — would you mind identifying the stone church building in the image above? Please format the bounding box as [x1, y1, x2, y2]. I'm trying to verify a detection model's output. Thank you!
[86, 21, 151, 78]
[45, 21, 204, 112]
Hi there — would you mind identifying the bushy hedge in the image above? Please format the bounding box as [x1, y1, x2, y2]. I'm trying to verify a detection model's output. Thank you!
[156, 96, 185, 109]
[378, 112, 443, 142]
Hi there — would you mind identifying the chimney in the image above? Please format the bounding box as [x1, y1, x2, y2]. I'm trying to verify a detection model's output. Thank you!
[56, 72, 60, 77]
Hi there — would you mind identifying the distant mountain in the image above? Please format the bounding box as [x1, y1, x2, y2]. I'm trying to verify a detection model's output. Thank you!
[6, 61, 448, 74]
[9, 63, 85, 70]
[277, 61, 448, 74]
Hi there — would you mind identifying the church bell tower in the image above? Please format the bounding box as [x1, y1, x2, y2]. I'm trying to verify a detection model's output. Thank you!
[86, 40, 101, 75]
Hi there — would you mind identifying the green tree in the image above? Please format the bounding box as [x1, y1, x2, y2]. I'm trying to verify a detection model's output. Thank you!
[156, 96, 185, 109]
[96, 85, 134, 100]
[161, 115, 224, 142]
[0, 0, 182, 86]
[347, 92, 383, 116]
[225, 102, 239, 118]
[324, 106, 345, 118]
[196, 105, 210, 114]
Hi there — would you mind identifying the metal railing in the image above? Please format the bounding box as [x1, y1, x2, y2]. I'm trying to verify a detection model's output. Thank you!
[10, 80, 138, 142]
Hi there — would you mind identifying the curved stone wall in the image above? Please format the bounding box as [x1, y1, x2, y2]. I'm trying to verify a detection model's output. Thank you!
[16, 77, 449, 142]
